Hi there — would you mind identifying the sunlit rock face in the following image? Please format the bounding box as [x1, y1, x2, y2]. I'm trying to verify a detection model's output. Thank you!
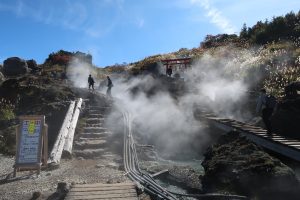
[201, 131, 300, 200]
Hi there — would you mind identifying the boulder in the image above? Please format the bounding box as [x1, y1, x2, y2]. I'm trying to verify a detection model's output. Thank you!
[201, 131, 300, 200]
[3, 57, 28, 76]
[47, 182, 69, 200]
[284, 81, 300, 98]
[26, 59, 39, 71]
[272, 97, 300, 139]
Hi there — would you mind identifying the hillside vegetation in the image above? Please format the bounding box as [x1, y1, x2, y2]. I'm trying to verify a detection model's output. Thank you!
[117, 10, 300, 97]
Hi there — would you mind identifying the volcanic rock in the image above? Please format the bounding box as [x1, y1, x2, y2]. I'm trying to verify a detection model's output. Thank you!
[201, 131, 300, 200]
[272, 97, 300, 139]
[47, 182, 69, 200]
[3, 57, 29, 76]
[31, 191, 42, 200]
[26, 59, 40, 71]
[169, 165, 202, 191]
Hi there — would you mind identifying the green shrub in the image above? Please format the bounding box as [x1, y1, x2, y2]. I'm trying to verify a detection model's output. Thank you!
[0, 98, 15, 120]
[0, 109, 15, 121]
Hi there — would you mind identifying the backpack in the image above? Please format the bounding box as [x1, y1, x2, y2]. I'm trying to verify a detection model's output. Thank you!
[265, 95, 277, 109]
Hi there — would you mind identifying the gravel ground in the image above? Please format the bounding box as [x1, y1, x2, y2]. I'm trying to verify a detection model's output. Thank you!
[0, 89, 159, 200]
[0, 98, 130, 200]
[0, 154, 129, 200]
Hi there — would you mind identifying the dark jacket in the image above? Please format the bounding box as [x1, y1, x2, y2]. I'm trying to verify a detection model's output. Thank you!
[107, 77, 113, 87]
[88, 76, 94, 84]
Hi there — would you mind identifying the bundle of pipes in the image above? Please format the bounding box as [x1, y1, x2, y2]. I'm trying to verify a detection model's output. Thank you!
[122, 110, 248, 200]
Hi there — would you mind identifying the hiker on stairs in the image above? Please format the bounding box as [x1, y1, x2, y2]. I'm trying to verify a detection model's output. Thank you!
[256, 88, 277, 135]
[88, 74, 95, 91]
[106, 76, 113, 97]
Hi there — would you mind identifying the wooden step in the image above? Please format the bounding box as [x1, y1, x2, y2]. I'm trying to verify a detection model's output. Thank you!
[65, 182, 138, 200]
[88, 109, 108, 114]
[88, 114, 105, 118]
[75, 139, 107, 150]
[73, 149, 105, 158]
[79, 132, 111, 139]
[84, 127, 108, 133]
[86, 118, 105, 124]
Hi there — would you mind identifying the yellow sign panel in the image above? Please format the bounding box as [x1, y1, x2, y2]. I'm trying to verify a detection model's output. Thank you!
[28, 120, 36, 135]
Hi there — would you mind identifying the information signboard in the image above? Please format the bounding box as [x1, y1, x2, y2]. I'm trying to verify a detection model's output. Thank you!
[14, 115, 48, 177]
[17, 119, 42, 163]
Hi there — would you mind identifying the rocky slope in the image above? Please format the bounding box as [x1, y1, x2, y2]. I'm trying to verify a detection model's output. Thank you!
[201, 131, 300, 200]
[0, 75, 75, 155]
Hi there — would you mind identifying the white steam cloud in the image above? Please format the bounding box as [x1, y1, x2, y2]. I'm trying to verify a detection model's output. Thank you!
[60, 46, 266, 159]
[183, 50, 249, 119]
[103, 46, 263, 159]
[107, 76, 206, 159]
[67, 57, 97, 88]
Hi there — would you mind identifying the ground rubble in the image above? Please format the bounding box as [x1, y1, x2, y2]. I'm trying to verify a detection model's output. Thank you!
[136, 142, 203, 193]
[140, 160, 202, 192]
[201, 131, 300, 200]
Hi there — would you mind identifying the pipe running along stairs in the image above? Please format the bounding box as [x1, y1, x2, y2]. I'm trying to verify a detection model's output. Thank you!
[122, 110, 248, 200]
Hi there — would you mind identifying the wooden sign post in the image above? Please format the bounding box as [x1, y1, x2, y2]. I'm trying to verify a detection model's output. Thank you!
[13, 115, 48, 177]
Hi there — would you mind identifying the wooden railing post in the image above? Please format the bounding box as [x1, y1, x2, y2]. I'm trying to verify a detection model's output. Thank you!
[48, 101, 75, 164]
[62, 98, 83, 158]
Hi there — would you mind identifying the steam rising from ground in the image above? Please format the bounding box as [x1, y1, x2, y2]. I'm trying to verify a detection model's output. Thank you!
[183, 49, 250, 119]
[68, 47, 266, 159]
[105, 47, 263, 158]
[67, 58, 97, 88]
[108, 76, 206, 158]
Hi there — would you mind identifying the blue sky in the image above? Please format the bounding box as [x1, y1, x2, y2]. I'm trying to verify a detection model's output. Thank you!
[0, 0, 299, 67]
